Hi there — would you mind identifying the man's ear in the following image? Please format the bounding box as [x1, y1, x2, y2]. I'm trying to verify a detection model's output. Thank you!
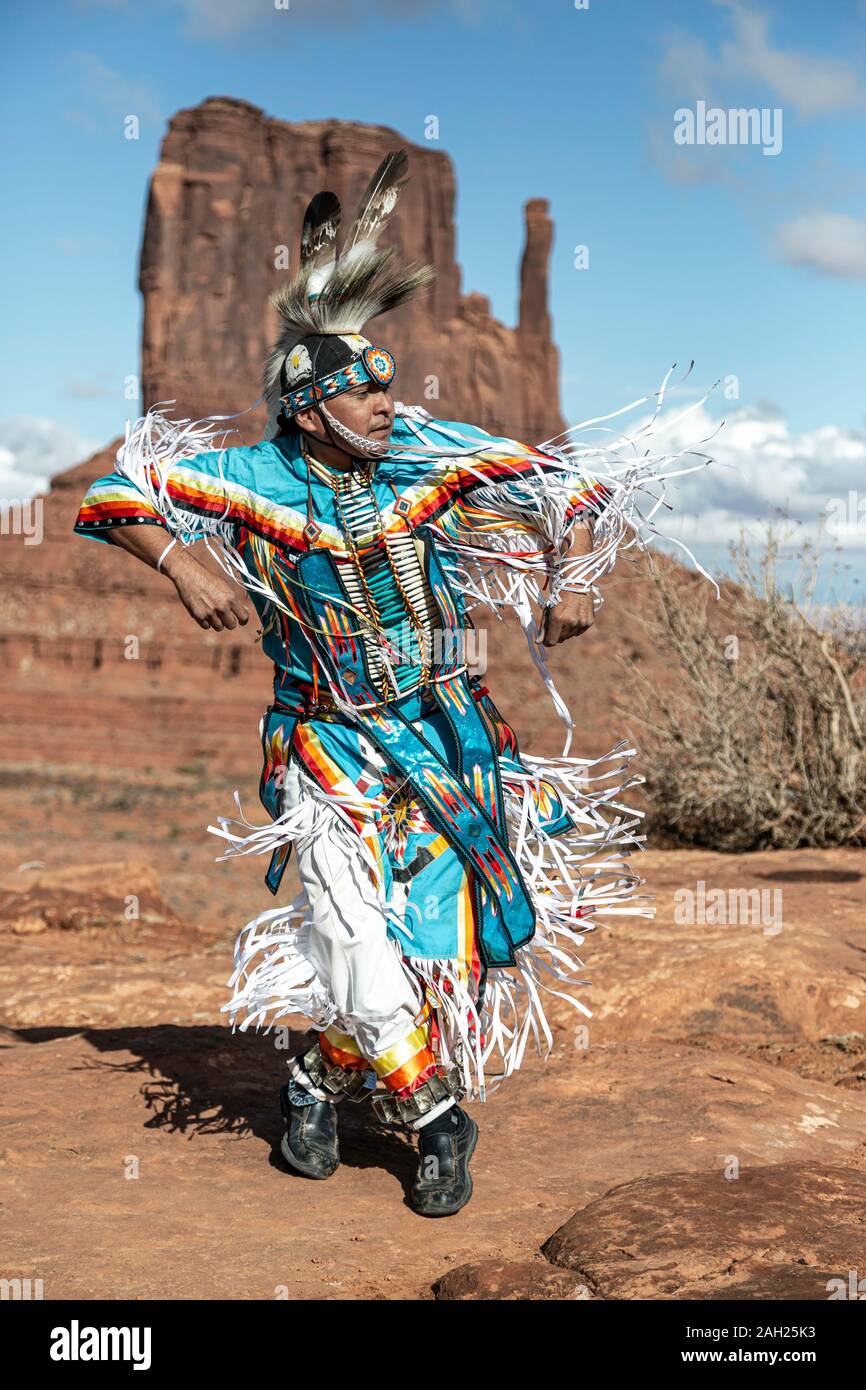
[294, 408, 319, 437]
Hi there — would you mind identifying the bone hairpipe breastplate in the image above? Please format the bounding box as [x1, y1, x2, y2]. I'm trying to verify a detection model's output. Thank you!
[309, 458, 440, 698]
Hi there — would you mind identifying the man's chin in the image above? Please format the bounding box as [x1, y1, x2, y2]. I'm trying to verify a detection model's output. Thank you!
[362, 428, 392, 453]
[349, 429, 391, 460]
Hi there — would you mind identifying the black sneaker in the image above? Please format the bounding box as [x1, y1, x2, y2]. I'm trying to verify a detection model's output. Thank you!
[410, 1106, 478, 1217]
[278, 1080, 340, 1180]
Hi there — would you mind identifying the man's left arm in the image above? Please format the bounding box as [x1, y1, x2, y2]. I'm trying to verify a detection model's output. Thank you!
[541, 516, 596, 646]
[412, 413, 609, 635]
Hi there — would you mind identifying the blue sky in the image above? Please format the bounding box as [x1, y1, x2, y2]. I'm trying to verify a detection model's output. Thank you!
[1, 0, 865, 598]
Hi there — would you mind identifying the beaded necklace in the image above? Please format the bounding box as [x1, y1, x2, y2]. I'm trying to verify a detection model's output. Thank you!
[302, 438, 433, 699]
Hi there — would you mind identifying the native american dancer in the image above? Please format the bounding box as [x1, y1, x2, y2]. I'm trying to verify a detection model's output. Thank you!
[74, 152, 714, 1215]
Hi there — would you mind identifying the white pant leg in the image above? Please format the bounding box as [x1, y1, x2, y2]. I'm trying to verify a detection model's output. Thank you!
[281, 761, 423, 1061]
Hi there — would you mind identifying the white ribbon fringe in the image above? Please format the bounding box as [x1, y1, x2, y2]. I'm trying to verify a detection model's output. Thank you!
[213, 743, 651, 1101]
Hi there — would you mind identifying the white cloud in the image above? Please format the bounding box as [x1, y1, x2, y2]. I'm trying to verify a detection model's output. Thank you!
[647, 119, 744, 187]
[775, 209, 866, 280]
[657, 29, 716, 105]
[55, 234, 113, 257]
[580, 396, 866, 562]
[64, 371, 118, 400]
[654, 6, 866, 277]
[718, 1, 865, 117]
[659, 2, 865, 118]
[68, 51, 163, 127]
[0, 417, 100, 500]
[172, 0, 485, 39]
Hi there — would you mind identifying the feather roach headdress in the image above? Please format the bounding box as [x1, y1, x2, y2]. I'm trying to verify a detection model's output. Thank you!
[263, 150, 434, 428]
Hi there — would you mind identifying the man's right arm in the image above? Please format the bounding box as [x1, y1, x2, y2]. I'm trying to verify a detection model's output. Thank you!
[73, 436, 256, 632]
[107, 527, 250, 633]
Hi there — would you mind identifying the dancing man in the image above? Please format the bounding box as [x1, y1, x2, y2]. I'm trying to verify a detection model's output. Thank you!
[74, 151, 696, 1216]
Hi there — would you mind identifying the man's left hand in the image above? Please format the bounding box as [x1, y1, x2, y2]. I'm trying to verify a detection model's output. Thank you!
[542, 517, 596, 644]
[542, 592, 595, 645]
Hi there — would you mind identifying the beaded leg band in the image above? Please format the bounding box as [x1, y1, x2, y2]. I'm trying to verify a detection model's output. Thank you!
[289, 1042, 374, 1104]
[371, 1064, 465, 1129]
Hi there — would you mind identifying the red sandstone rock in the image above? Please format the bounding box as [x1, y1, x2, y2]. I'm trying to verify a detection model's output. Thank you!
[542, 1162, 866, 1300]
[433, 1259, 589, 1300]
[140, 98, 564, 444]
[0, 859, 177, 936]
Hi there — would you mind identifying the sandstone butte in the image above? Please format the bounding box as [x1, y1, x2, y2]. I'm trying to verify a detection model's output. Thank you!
[140, 97, 565, 444]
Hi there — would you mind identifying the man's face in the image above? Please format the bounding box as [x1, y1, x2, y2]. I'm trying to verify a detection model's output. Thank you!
[296, 379, 394, 446]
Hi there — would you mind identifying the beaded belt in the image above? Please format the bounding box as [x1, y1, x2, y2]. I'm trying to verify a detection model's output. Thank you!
[274, 669, 469, 723]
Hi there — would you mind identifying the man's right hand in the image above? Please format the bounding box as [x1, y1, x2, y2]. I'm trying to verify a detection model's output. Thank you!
[105, 525, 250, 631]
[163, 549, 250, 631]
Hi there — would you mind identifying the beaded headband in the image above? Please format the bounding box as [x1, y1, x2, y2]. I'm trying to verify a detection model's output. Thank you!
[281, 345, 396, 417]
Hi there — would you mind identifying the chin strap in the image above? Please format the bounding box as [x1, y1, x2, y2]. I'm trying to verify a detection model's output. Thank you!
[318, 402, 391, 459]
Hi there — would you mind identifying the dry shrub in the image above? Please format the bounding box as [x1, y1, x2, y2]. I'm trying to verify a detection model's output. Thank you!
[622, 531, 866, 851]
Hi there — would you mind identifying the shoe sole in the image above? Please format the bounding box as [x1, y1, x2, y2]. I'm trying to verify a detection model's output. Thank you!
[412, 1115, 479, 1218]
[279, 1130, 339, 1180]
